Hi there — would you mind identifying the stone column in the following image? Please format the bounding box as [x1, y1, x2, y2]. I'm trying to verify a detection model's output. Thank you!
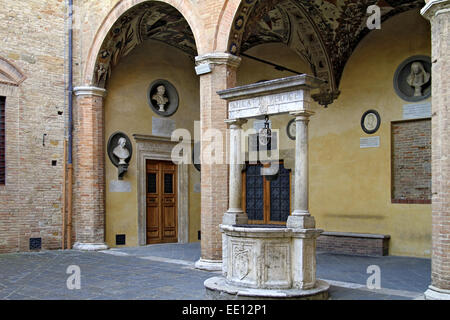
[223, 119, 248, 225]
[194, 53, 241, 271]
[72, 86, 108, 251]
[421, 0, 450, 300]
[287, 110, 316, 229]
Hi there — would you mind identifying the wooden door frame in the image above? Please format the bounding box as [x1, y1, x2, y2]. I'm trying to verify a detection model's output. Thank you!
[146, 159, 178, 244]
[134, 135, 190, 246]
[242, 160, 291, 225]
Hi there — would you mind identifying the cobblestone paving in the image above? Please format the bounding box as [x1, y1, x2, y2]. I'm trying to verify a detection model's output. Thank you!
[0, 243, 430, 300]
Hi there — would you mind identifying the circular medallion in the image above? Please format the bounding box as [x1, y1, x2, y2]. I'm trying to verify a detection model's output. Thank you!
[107, 132, 132, 167]
[393, 56, 431, 102]
[361, 110, 381, 135]
[287, 119, 296, 140]
[147, 79, 179, 117]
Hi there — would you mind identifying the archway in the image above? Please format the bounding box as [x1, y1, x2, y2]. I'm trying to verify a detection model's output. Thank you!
[73, 0, 202, 250]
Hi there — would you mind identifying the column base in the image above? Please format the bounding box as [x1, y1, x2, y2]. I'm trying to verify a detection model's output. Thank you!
[287, 214, 316, 229]
[205, 277, 329, 300]
[424, 285, 450, 300]
[194, 258, 223, 272]
[73, 242, 109, 251]
[222, 211, 248, 225]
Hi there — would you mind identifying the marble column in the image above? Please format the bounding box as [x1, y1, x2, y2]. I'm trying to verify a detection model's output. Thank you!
[194, 53, 241, 271]
[71, 86, 108, 251]
[223, 119, 248, 225]
[421, 0, 450, 300]
[287, 110, 316, 229]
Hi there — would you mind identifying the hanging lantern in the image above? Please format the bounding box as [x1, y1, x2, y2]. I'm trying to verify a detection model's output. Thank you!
[258, 115, 271, 147]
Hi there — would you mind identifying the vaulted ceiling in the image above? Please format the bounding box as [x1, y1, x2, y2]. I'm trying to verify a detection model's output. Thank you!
[94, 0, 424, 103]
[94, 1, 196, 88]
[228, 0, 424, 106]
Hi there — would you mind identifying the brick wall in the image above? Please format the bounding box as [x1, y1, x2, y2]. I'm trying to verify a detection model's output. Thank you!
[316, 232, 390, 256]
[391, 119, 432, 204]
[0, 0, 66, 253]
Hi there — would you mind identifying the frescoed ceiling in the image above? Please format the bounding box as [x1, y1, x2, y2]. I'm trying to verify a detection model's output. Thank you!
[94, 1, 197, 88]
[229, 0, 424, 106]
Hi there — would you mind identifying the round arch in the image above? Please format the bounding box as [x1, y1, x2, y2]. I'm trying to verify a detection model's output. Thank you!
[83, 0, 206, 87]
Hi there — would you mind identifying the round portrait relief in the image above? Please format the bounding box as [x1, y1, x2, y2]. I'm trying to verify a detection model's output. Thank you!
[286, 119, 296, 140]
[361, 110, 381, 135]
[147, 79, 179, 117]
[107, 132, 133, 167]
[394, 56, 431, 102]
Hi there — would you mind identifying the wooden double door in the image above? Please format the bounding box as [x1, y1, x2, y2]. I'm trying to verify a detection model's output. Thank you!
[146, 160, 177, 244]
[242, 162, 291, 225]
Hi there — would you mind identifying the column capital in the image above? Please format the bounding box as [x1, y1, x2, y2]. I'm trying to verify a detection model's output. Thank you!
[73, 86, 107, 98]
[195, 53, 241, 76]
[225, 118, 248, 128]
[290, 110, 315, 120]
[421, 0, 450, 20]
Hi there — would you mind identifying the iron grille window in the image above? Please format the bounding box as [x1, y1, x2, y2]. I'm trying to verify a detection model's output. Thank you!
[0, 96, 5, 185]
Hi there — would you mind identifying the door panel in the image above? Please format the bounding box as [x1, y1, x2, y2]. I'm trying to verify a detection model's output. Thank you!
[245, 163, 264, 222]
[146, 160, 177, 244]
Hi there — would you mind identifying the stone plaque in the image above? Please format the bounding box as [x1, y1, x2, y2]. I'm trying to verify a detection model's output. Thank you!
[194, 183, 201, 193]
[152, 117, 176, 137]
[360, 136, 380, 149]
[109, 180, 131, 193]
[403, 102, 431, 120]
[228, 90, 309, 119]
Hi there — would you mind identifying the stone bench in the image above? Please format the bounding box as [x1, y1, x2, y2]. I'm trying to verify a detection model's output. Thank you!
[316, 231, 390, 256]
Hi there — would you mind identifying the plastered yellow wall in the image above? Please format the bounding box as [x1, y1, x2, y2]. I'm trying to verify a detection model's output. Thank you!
[237, 10, 431, 257]
[105, 9, 431, 257]
[104, 40, 201, 248]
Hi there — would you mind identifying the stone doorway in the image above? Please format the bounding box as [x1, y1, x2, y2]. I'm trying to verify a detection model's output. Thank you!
[135, 135, 189, 246]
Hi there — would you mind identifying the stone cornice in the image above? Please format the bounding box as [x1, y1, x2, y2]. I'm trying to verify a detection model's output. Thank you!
[133, 134, 193, 145]
[421, 0, 450, 20]
[73, 86, 107, 97]
[217, 75, 323, 101]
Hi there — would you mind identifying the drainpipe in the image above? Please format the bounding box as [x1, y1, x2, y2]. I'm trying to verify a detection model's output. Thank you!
[67, 0, 74, 249]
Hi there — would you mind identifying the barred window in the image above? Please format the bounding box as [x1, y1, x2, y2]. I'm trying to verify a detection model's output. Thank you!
[0, 96, 5, 184]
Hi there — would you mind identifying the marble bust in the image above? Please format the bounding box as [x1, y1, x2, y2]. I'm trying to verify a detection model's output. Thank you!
[364, 113, 377, 131]
[113, 137, 130, 165]
[407, 61, 430, 97]
[152, 85, 169, 112]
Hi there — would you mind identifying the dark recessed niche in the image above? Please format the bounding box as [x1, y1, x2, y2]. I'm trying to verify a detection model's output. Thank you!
[29, 238, 42, 250]
[57, 111, 63, 115]
[198, 231, 201, 240]
[52, 160, 57, 166]
[116, 234, 126, 246]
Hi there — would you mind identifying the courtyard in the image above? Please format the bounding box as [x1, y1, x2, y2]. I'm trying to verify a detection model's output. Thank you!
[0, 243, 430, 300]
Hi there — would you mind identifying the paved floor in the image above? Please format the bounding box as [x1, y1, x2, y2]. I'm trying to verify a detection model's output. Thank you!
[0, 242, 430, 300]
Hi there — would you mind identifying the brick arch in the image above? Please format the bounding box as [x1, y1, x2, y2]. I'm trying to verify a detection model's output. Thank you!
[218, 0, 338, 106]
[214, 0, 243, 52]
[83, 0, 206, 87]
[0, 57, 26, 87]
